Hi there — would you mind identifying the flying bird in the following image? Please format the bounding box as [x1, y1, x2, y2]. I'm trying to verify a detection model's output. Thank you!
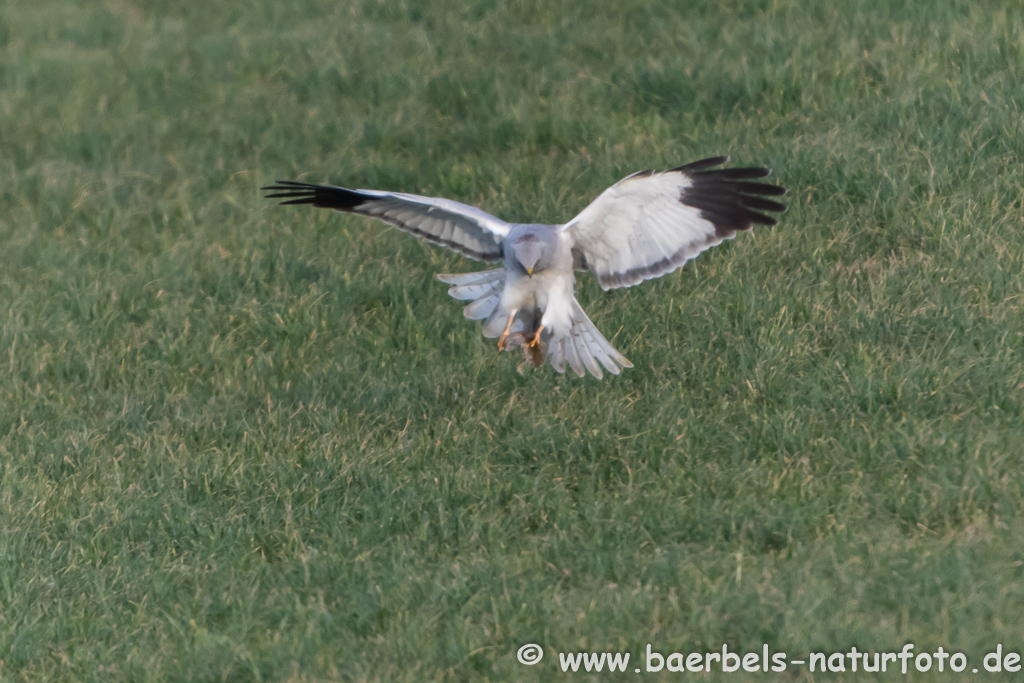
[263, 156, 786, 379]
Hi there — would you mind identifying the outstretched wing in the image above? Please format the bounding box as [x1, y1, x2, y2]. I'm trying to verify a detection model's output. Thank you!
[262, 181, 510, 261]
[563, 157, 787, 290]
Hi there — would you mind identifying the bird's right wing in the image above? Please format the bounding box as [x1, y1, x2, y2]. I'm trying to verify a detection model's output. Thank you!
[263, 181, 510, 261]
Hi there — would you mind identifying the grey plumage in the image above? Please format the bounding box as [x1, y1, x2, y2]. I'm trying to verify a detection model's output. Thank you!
[263, 156, 786, 379]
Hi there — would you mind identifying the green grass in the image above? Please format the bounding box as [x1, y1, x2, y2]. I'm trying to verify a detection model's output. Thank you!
[2, 0, 1023, 680]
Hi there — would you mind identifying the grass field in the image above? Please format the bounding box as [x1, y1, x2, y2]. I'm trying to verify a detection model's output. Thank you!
[2, 0, 1023, 680]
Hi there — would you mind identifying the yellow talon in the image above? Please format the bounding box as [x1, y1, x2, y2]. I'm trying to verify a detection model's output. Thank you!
[527, 324, 544, 348]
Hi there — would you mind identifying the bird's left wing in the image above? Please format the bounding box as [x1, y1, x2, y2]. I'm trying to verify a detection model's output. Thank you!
[563, 157, 787, 290]
[263, 181, 510, 261]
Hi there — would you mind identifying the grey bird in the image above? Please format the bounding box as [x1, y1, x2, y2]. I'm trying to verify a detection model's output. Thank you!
[263, 156, 786, 379]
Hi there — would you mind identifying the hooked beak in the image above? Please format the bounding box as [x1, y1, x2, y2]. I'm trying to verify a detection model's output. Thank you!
[526, 267, 534, 276]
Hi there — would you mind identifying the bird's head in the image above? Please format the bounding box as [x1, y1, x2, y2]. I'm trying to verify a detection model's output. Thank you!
[511, 230, 554, 276]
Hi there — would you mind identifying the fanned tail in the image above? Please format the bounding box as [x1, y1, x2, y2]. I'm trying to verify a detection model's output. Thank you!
[546, 299, 632, 379]
[439, 269, 530, 344]
[438, 270, 506, 321]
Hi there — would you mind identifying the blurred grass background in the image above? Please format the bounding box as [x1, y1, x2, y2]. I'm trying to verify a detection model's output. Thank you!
[1, 0, 1022, 680]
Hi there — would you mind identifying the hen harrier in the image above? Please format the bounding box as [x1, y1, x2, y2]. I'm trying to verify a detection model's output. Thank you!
[263, 156, 786, 379]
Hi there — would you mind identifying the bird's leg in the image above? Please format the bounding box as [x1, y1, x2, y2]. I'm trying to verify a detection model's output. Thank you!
[496, 309, 519, 350]
[527, 324, 545, 348]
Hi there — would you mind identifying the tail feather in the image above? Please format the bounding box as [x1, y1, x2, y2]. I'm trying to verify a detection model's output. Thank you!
[439, 269, 506, 324]
[482, 307, 506, 338]
[545, 300, 631, 378]
[438, 269, 505, 301]
[571, 324, 602, 379]
[437, 270, 503, 287]
[577, 319, 617, 377]
[574, 300, 632, 372]
[559, 333, 583, 377]
[549, 337, 568, 374]
[463, 292, 500, 320]
[481, 306, 533, 338]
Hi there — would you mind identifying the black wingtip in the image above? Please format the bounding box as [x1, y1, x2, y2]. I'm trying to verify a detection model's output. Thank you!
[261, 180, 369, 210]
[677, 158, 788, 233]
